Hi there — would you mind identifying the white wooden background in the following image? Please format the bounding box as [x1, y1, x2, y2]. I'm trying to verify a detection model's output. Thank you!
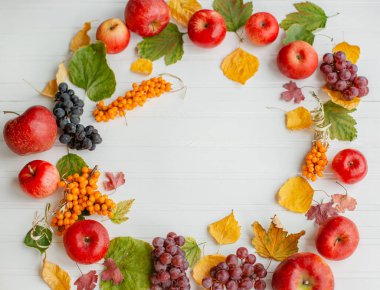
[0, 0, 379, 289]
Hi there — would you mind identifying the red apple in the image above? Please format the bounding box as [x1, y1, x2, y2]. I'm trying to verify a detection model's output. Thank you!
[96, 18, 130, 54]
[277, 40, 318, 79]
[332, 149, 368, 184]
[63, 220, 110, 264]
[245, 12, 279, 46]
[188, 9, 227, 48]
[272, 252, 334, 290]
[124, 0, 170, 37]
[3, 106, 57, 155]
[18, 160, 60, 198]
[316, 216, 359, 261]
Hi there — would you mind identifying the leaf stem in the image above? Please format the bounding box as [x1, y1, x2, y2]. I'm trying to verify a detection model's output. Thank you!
[234, 31, 244, 43]
[314, 189, 331, 198]
[75, 262, 83, 275]
[335, 181, 348, 196]
[266, 259, 273, 271]
[327, 12, 340, 18]
[315, 34, 334, 42]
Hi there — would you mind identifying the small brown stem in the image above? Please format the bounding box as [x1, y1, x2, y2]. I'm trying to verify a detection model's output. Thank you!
[75, 262, 83, 275]
[335, 181, 348, 196]
[314, 189, 331, 198]
[88, 165, 98, 180]
[266, 259, 272, 271]
[3, 111, 20, 116]
[28, 165, 35, 176]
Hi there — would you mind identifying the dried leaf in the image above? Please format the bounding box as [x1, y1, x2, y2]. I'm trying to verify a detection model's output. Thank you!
[103, 172, 126, 191]
[323, 86, 360, 110]
[101, 258, 124, 286]
[332, 194, 357, 213]
[168, 0, 202, 26]
[252, 217, 305, 261]
[333, 41, 360, 64]
[41, 258, 71, 290]
[192, 254, 226, 285]
[70, 22, 91, 52]
[271, 214, 284, 229]
[111, 199, 134, 224]
[281, 81, 305, 103]
[130, 58, 153, 75]
[74, 271, 98, 290]
[181, 237, 202, 268]
[208, 211, 241, 245]
[41, 62, 68, 98]
[305, 202, 338, 225]
[286, 107, 313, 130]
[221, 48, 259, 85]
[277, 176, 314, 213]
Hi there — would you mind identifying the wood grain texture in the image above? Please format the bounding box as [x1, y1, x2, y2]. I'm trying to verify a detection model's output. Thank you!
[0, 0, 379, 289]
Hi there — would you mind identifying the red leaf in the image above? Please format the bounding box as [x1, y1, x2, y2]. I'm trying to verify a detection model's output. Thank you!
[305, 202, 339, 225]
[101, 258, 124, 285]
[281, 81, 305, 103]
[103, 172, 125, 191]
[332, 194, 357, 213]
[74, 270, 98, 290]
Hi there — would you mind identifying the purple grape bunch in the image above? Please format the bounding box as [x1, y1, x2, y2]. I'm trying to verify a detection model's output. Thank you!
[320, 51, 369, 101]
[202, 247, 267, 290]
[150, 232, 190, 290]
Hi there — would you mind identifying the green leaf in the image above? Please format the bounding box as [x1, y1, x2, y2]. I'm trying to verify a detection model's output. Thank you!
[213, 0, 253, 32]
[56, 153, 88, 178]
[24, 225, 53, 254]
[100, 237, 153, 290]
[111, 199, 135, 224]
[181, 237, 202, 268]
[69, 42, 116, 101]
[283, 24, 315, 45]
[280, 1, 327, 32]
[323, 101, 357, 141]
[137, 23, 184, 65]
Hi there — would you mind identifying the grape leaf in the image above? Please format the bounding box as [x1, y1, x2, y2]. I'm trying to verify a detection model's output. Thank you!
[281, 81, 305, 103]
[168, 0, 202, 26]
[24, 225, 52, 254]
[69, 42, 116, 102]
[305, 201, 338, 225]
[137, 23, 184, 65]
[332, 194, 357, 213]
[103, 172, 126, 191]
[101, 259, 124, 286]
[181, 237, 201, 267]
[323, 101, 357, 141]
[110, 199, 134, 224]
[208, 211, 241, 245]
[100, 237, 153, 290]
[252, 216, 305, 261]
[213, 0, 253, 32]
[280, 1, 328, 32]
[56, 153, 88, 178]
[41, 258, 71, 290]
[283, 24, 315, 45]
[74, 271, 98, 290]
[70, 22, 92, 52]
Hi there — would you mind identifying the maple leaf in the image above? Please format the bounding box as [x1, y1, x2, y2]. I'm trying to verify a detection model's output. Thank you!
[103, 172, 126, 191]
[305, 202, 339, 225]
[332, 194, 357, 213]
[281, 81, 305, 103]
[74, 271, 98, 290]
[101, 258, 124, 285]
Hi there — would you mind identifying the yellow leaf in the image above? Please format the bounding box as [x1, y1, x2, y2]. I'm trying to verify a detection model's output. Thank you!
[323, 86, 360, 110]
[41, 62, 68, 98]
[130, 58, 153, 75]
[333, 41, 360, 64]
[168, 0, 202, 26]
[252, 217, 305, 261]
[208, 211, 241, 245]
[277, 176, 314, 213]
[286, 107, 313, 130]
[221, 48, 259, 85]
[192, 254, 226, 285]
[70, 22, 91, 52]
[41, 258, 71, 290]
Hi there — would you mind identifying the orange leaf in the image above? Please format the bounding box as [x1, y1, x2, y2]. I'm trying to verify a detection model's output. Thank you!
[168, 0, 202, 26]
[286, 107, 313, 130]
[41, 258, 71, 290]
[252, 216, 305, 261]
[192, 254, 226, 285]
[208, 211, 241, 245]
[41, 62, 68, 98]
[333, 41, 360, 64]
[70, 22, 91, 52]
[130, 58, 153, 75]
[323, 86, 360, 110]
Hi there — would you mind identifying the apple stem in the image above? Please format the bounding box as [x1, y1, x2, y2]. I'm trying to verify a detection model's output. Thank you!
[335, 181, 348, 196]
[28, 165, 35, 176]
[3, 111, 20, 116]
